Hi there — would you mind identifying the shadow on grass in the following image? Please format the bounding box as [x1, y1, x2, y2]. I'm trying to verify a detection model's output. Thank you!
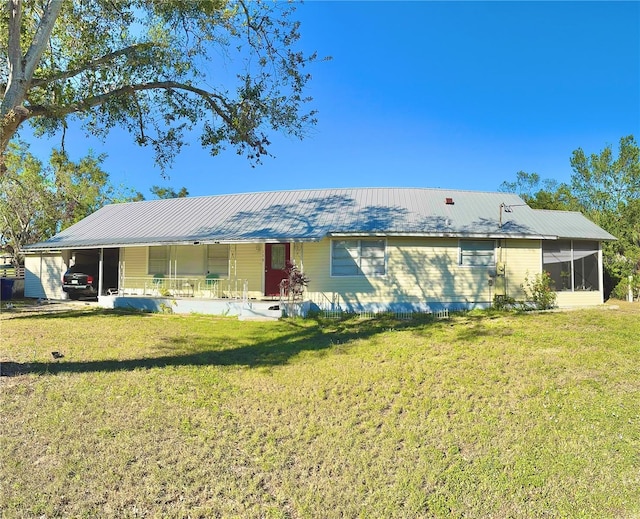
[0, 314, 439, 377]
[1, 307, 155, 321]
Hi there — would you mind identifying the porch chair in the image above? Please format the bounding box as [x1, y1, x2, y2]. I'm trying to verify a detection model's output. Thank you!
[151, 273, 165, 296]
[205, 273, 219, 298]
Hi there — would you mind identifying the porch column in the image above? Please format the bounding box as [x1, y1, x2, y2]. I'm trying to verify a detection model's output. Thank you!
[598, 243, 604, 304]
[294, 242, 304, 272]
[98, 248, 104, 297]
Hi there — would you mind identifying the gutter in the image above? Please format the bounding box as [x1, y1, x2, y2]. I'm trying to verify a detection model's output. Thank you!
[327, 232, 560, 240]
[21, 237, 324, 252]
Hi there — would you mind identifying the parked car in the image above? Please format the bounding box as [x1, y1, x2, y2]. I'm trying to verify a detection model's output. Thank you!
[62, 265, 98, 300]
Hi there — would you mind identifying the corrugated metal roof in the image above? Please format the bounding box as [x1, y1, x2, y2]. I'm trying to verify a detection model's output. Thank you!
[23, 187, 616, 250]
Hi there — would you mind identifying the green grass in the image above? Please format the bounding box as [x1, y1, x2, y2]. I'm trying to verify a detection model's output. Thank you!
[1, 304, 639, 518]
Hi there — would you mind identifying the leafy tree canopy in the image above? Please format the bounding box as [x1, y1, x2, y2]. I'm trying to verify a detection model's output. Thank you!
[0, 140, 137, 267]
[570, 135, 640, 218]
[570, 136, 640, 296]
[498, 170, 576, 210]
[1, 0, 323, 172]
[149, 185, 189, 199]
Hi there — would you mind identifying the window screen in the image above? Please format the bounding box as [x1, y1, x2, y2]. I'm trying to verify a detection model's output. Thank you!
[573, 241, 599, 291]
[542, 240, 599, 291]
[332, 239, 386, 276]
[460, 240, 495, 266]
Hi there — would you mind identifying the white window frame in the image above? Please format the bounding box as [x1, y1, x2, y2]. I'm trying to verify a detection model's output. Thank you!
[459, 239, 496, 267]
[331, 238, 387, 277]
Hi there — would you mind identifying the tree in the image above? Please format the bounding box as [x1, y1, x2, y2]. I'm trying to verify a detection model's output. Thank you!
[0, 141, 56, 267]
[570, 135, 640, 217]
[569, 135, 640, 297]
[150, 185, 189, 199]
[0, 141, 135, 266]
[499, 170, 576, 210]
[1, 0, 322, 172]
[49, 149, 123, 227]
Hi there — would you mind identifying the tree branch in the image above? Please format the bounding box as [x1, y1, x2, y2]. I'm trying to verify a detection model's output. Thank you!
[22, 0, 64, 86]
[29, 81, 233, 123]
[30, 43, 159, 88]
[6, 0, 24, 93]
[26, 80, 270, 152]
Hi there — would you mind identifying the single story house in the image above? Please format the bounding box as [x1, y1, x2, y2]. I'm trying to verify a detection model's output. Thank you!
[23, 187, 615, 315]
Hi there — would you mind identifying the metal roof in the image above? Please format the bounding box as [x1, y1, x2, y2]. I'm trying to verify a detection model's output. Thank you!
[23, 187, 616, 250]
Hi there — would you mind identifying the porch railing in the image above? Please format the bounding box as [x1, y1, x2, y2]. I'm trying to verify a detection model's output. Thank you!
[118, 276, 247, 299]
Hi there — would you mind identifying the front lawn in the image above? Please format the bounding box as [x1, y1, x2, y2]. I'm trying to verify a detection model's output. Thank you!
[1, 304, 639, 518]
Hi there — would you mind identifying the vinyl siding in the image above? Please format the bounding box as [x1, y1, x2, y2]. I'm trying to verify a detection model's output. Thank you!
[24, 253, 67, 299]
[304, 237, 497, 309]
[503, 239, 604, 306]
[501, 239, 541, 300]
[66, 238, 601, 309]
[302, 237, 551, 310]
[385, 237, 480, 303]
[555, 290, 603, 307]
[233, 244, 264, 298]
[122, 247, 148, 277]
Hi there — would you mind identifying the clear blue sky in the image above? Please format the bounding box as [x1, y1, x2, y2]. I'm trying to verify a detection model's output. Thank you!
[23, 1, 640, 198]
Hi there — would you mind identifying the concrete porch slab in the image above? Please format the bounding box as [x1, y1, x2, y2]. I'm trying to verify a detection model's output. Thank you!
[98, 295, 284, 319]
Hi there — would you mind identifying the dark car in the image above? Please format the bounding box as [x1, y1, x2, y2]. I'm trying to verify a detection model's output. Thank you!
[62, 265, 98, 300]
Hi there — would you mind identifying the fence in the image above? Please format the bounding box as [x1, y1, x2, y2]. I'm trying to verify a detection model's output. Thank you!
[0, 266, 25, 278]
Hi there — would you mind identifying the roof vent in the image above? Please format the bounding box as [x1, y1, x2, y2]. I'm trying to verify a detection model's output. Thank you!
[445, 197, 454, 205]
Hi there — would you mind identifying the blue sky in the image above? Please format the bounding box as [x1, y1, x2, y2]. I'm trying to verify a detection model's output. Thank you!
[23, 1, 640, 198]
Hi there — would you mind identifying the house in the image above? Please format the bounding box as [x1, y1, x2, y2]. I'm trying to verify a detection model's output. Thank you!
[23, 187, 615, 315]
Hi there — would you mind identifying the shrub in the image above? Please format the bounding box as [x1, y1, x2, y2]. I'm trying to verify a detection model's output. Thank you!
[493, 295, 517, 311]
[279, 261, 310, 301]
[522, 271, 557, 310]
[610, 272, 640, 301]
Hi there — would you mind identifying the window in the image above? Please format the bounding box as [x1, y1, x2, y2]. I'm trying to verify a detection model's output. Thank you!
[148, 246, 169, 275]
[175, 245, 205, 275]
[460, 240, 495, 266]
[543, 240, 599, 291]
[331, 239, 386, 276]
[573, 242, 599, 291]
[270, 244, 286, 270]
[207, 244, 229, 277]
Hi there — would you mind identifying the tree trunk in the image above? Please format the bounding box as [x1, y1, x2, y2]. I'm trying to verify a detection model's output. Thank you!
[1, 0, 63, 164]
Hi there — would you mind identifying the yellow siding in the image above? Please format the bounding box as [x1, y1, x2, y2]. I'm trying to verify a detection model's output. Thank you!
[500, 240, 604, 306]
[556, 290, 603, 307]
[24, 253, 67, 299]
[304, 237, 502, 308]
[501, 239, 541, 300]
[122, 247, 148, 277]
[115, 239, 602, 308]
[233, 244, 264, 298]
[385, 237, 483, 303]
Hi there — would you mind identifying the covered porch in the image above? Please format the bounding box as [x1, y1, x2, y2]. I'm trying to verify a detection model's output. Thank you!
[103, 242, 306, 301]
[93, 241, 310, 318]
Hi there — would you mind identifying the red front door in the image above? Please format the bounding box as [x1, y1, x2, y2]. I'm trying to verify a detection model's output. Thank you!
[265, 243, 290, 296]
